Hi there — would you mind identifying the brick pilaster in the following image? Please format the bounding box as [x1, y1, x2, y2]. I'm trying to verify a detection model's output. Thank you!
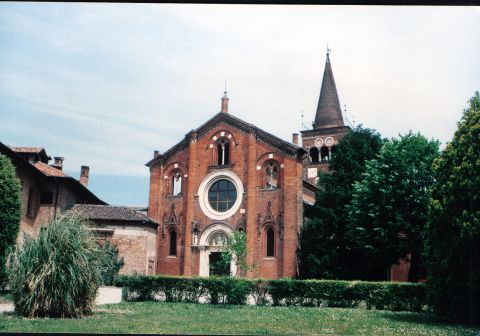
[282, 159, 303, 277]
[245, 130, 257, 278]
[183, 131, 197, 276]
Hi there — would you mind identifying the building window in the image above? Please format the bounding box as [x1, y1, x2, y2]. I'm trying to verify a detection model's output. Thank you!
[217, 140, 230, 165]
[309, 147, 319, 163]
[40, 191, 54, 205]
[320, 146, 329, 162]
[169, 230, 177, 256]
[172, 171, 182, 196]
[208, 179, 237, 212]
[266, 228, 275, 257]
[26, 188, 36, 217]
[265, 161, 279, 189]
[198, 170, 244, 220]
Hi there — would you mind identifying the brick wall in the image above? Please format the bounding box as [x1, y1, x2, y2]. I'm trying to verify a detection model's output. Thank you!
[149, 121, 304, 279]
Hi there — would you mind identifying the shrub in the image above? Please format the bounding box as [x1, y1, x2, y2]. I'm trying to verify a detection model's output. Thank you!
[0, 154, 21, 288]
[116, 275, 426, 312]
[9, 214, 103, 318]
[98, 241, 124, 286]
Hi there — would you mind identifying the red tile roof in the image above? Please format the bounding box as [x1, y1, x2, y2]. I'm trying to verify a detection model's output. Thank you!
[70, 205, 157, 225]
[33, 161, 69, 177]
[8, 146, 45, 154]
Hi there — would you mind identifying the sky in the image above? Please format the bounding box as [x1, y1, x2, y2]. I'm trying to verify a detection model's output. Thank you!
[1, 4, 479, 206]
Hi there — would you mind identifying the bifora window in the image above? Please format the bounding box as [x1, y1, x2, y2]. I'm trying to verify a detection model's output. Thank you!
[208, 179, 237, 212]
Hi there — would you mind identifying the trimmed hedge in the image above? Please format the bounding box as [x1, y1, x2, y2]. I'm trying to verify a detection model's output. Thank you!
[115, 275, 426, 312]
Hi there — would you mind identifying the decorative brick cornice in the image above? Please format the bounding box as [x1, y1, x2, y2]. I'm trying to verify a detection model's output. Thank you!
[146, 112, 307, 167]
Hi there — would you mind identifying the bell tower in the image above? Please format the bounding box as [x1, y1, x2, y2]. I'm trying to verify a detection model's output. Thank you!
[301, 51, 350, 185]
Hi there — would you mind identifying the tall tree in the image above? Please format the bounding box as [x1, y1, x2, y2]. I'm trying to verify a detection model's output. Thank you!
[0, 154, 21, 287]
[347, 132, 439, 281]
[424, 92, 480, 325]
[298, 125, 383, 279]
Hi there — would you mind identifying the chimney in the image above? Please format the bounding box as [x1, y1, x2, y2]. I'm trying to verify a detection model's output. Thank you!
[292, 133, 299, 145]
[51, 156, 64, 170]
[221, 91, 229, 113]
[80, 166, 90, 187]
[154, 150, 159, 157]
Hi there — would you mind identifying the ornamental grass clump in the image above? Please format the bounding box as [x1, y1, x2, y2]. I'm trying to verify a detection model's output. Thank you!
[9, 213, 103, 318]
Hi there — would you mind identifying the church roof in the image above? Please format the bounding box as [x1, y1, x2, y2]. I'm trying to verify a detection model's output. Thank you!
[146, 111, 307, 167]
[313, 53, 345, 129]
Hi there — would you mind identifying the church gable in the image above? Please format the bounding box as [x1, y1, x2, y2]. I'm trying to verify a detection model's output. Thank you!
[146, 112, 306, 168]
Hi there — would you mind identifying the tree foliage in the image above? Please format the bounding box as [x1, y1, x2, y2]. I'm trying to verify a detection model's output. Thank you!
[0, 154, 21, 287]
[298, 126, 384, 279]
[98, 240, 124, 286]
[9, 213, 103, 318]
[347, 132, 440, 281]
[424, 92, 480, 325]
[221, 231, 256, 276]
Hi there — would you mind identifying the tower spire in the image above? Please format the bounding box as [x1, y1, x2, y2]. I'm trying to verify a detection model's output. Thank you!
[313, 51, 344, 129]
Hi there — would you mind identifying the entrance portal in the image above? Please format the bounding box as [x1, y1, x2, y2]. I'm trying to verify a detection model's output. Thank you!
[198, 224, 237, 277]
[209, 252, 230, 276]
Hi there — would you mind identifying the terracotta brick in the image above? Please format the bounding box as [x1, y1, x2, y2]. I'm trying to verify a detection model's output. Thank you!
[148, 119, 304, 279]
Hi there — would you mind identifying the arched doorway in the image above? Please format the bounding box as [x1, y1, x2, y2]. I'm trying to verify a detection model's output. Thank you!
[198, 224, 236, 277]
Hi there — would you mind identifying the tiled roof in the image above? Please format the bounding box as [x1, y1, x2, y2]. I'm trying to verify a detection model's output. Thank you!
[1, 142, 106, 205]
[70, 204, 158, 225]
[8, 146, 45, 153]
[8, 145, 51, 162]
[33, 162, 69, 177]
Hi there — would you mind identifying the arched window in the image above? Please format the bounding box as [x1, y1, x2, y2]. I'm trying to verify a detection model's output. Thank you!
[217, 140, 230, 165]
[169, 229, 177, 256]
[320, 146, 329, 162]
[172, 171, 182, 196]
[266, 228, 275, 257]
[265, 161, 279, 189]
[309, 147, 319, 163]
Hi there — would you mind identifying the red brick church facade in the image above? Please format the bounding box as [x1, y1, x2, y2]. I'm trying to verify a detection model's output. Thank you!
[146, 98, 307, 278]
[146, 52, 352, 279]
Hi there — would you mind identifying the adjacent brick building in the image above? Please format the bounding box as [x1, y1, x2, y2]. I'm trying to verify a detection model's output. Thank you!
[1, 142, 159, 276]
[70, 205, 158, 276]
[0, 141, 105, 238]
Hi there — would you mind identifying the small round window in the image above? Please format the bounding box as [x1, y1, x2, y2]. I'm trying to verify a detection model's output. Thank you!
[208, 179, 237, 212]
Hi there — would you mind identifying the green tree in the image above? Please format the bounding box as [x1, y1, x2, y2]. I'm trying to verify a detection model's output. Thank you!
[347, 132, 439, 281]
[424, 92, 480, 325]
[0, 154, 21, 287]
[9, 213, 103, 318]
[298, 126, 384, 279]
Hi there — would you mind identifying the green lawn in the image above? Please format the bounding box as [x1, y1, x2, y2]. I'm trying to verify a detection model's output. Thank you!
[0, 301, 477, 335]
